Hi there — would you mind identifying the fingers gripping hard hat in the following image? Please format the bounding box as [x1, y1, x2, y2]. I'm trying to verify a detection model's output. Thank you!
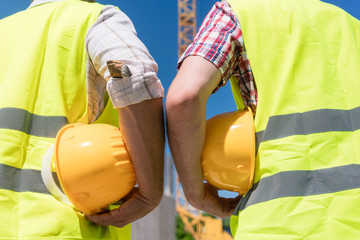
[41, 123, 136, 214]
[201, 107, 255, 195]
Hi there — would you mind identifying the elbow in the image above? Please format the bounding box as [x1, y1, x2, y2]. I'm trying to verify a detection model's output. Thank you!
[144, 189, 163, 211]
[146, 178, 164, 208]
[151, 191, 163, 207]
[165, 86, 202, 115]
[183, 189, 206, 211]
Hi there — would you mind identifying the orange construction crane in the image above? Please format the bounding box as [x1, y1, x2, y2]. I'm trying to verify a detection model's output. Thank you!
[178, 0, 196, 58]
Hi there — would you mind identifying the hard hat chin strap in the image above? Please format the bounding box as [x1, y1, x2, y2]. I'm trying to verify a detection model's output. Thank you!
[41, 144, 74, 207]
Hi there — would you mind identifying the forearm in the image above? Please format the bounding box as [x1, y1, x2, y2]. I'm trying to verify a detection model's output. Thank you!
[166, 88, 207, 205]
[118, 98, 165, 204]
[166, 56, 222, 206]
[86, 98, 165, 227]
[166, 56, 241, 218]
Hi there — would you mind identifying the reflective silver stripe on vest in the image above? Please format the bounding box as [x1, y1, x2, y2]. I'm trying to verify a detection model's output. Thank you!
[256, 106, 360, 148]
[0, 107, 68, 138]
[233, 164, 360, 215]
[234, 107, 360, 215]
[0, 107, 67, 193]
[0, 163, 50, 194]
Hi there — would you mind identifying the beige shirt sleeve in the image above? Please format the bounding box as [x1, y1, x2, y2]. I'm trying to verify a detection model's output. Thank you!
[85, 5, 164, 121]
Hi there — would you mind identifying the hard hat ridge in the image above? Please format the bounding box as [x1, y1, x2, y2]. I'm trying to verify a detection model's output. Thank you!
[42, 123, 136, 214]
[201, 107, 255, 194]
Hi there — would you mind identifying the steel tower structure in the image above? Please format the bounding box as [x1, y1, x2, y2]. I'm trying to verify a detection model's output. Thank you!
[178, 0, 197, 58]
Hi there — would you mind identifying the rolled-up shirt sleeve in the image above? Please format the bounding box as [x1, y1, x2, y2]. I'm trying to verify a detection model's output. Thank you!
[85, 5, 164, 109]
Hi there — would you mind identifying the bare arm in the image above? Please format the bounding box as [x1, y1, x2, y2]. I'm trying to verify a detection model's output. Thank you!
[166, 56, 240, 218]
[87, 98, 165, 227]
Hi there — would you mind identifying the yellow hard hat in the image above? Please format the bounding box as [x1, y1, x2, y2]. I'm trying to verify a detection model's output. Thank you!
[201, 107, 255, 195]
[41, 123, 136, 214]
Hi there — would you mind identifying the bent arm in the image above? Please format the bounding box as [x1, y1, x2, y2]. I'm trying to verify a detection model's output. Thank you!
[87, 98, 165, 227]
[116, 97, 165, 223]
[85, 6, 166, 228]
[166, 56, 239, 218]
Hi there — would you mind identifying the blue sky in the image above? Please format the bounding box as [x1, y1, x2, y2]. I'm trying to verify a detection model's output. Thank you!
[1, 0, 359, 131]
[1, 1, 360, 199]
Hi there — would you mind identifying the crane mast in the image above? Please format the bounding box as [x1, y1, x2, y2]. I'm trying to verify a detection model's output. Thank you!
[178, 0, 197, 58]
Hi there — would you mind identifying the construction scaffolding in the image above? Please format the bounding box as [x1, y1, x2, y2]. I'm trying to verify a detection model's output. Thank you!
[178, 0, 197, 57]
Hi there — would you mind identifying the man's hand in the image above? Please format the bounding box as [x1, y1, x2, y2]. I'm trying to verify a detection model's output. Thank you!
[86, 187, 160, 228]
[87, 98, 165, 228]
[188, 183, 242, 218]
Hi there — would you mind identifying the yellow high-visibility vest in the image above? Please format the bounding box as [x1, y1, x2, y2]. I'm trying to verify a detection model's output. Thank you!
[0, 0, 130, 239]
[226, 0, 360, 239]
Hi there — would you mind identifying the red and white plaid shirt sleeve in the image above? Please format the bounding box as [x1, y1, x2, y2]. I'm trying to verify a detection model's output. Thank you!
[178, 0, 257, 110]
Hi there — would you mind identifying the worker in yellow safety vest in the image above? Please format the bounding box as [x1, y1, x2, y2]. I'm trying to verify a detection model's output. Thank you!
[166, 0, 360, 239]
[0, 0, 165, 239]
